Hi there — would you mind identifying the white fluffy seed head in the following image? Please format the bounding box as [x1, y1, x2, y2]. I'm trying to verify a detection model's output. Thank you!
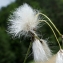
[56, 49, 63, 63]
[32, 38, 49, 62]
[8, 3, 39, 37]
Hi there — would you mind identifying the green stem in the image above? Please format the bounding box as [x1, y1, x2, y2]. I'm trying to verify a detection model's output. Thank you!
[36, 13, 62, 37]
[39, 20, 62, 49]
[23, 42, 32, 63]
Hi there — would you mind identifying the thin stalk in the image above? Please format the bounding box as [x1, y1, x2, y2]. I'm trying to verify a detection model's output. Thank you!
[23, 42, 32, 63]
[39, 20, 62, 49]
[23, 32, 41, 63]
[36, 13, 62, 37]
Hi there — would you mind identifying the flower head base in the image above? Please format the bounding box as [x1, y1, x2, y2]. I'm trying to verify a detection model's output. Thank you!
[8, 3, 39, 37]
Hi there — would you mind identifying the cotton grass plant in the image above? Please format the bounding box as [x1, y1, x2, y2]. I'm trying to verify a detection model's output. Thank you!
[8, 3, 39, 37]
[7, 3, 63, 63]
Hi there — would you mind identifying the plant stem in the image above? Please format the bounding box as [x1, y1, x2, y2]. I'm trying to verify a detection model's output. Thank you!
[39, 20, 62, 49]
[36, 13, 62, 37]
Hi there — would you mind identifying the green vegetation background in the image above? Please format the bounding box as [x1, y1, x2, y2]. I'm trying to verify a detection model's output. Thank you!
[0, 0, 63, 63]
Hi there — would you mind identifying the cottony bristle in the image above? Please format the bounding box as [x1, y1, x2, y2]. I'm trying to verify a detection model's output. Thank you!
[56, 49, 63, 63]
[32, 38, 48, 62]
[40, 39, 52, 58]
[8, 3, 39, 37]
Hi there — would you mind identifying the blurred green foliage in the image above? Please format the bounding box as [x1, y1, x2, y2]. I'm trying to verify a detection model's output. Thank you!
[0, 0, 63, 63]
